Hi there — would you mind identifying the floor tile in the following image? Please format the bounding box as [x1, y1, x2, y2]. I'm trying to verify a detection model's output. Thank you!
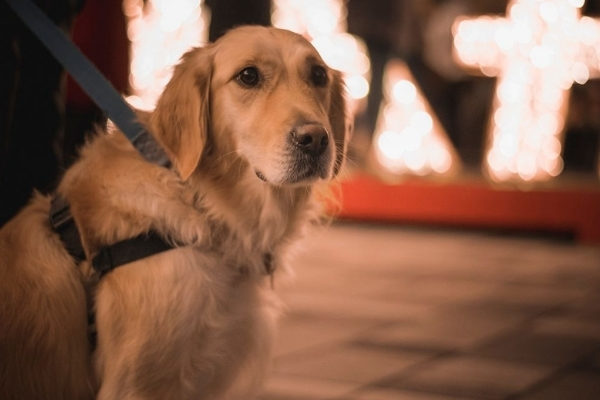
[258, 374, 356, 400]
[347, 387, 474, 400]
[531, 316, 600, 340]
[379, 355, 553, 399]
[472, 331, 600, 366]
[272, 314, 370, 358]
[273, 343, 432, 385]
[355, 313, 513, 352]
[283, 291, 434, 323]
[257, 223, 600, 400]
[519, 371, 600, 400]
[590, 351, 600, 370]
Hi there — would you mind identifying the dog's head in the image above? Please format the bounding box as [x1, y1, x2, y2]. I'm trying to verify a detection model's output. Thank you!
[151, 26, 348, 185]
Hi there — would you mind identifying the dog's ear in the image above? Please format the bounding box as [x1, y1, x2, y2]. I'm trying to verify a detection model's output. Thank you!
[151, 47, 212, 181]
[328, 70, 350, 177]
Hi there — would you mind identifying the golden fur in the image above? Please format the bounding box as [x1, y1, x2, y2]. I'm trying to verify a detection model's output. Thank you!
[0, 26, 348, 400]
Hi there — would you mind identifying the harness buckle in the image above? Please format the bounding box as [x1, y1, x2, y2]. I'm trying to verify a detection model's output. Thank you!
[49, 195, 86, 263]
[49, 195, 73, 230]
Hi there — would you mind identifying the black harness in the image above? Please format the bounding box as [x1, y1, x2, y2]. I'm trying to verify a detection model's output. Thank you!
[50, 194, 276, 348]
[50, 196, 176, 348]
[50, 196, 174, 278]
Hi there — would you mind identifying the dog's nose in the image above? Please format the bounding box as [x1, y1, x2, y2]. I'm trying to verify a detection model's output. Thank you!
[290, 124, 329, 156]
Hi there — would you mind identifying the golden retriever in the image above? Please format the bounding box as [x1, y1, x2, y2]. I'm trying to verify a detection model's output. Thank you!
[0, 26, 348, 400]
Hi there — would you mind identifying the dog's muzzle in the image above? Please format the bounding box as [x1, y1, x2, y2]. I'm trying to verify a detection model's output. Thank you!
[290, 123, 330, 158]
[285, 123, 332, 183]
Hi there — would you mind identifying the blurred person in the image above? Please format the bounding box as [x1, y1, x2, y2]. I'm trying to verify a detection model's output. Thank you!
[0, 0, 84, 226]
[0, 0, 128, 226]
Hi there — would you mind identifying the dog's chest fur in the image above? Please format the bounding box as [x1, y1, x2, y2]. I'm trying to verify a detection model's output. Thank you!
[60, 134, 314, 398]
[93, 246, 280, 398]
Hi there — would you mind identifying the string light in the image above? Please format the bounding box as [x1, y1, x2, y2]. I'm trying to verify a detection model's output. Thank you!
[453, 0, 600, 182]
[124, 0, 208, 110]
[373, 61, 458, 176]
[272, 0, 371, 109]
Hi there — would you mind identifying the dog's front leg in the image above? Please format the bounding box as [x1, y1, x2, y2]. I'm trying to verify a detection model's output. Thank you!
[92, 250, 259, 400]
[70, 185, 212, 250]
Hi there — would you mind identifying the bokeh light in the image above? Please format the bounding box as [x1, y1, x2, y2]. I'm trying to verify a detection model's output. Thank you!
[272, 0, 371, 109]
[453, 0, 600, 182]
[373, 61, 458, 176]
[124, 0, 208, 111]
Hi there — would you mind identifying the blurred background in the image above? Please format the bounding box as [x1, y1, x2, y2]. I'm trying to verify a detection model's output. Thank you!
[2, 0, 600, 240]
[2, 0, 600, 399]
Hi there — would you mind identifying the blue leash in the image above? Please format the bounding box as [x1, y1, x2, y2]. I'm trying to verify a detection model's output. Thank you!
[6, 0, 176, 282]
[6, 1, 179, 347]
[5, 0, 171, 167]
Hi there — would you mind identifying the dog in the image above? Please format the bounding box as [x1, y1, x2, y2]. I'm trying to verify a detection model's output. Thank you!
[0, 25, 348, 399]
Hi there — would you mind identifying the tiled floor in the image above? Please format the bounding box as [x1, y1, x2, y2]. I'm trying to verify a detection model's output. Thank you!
[258, 223, 600, 400]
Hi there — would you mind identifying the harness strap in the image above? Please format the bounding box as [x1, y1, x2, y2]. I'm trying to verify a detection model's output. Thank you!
[92, 232, 174, 277]
[50, 196, 175, 275]
[50, 197, 274, 279]
[50, 196, 175, 350]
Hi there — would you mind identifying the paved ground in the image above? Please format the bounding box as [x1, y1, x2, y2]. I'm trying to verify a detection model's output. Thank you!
[258, 223, 600, 400]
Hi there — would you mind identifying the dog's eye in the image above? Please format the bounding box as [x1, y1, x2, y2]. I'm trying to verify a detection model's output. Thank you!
[310, 65, 328, 87]
[237, 66, 261, 88]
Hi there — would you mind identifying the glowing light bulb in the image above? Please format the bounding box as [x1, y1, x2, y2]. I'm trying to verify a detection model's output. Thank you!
[453, 0, 600, 182]
[272, 0, 371, 112]
[392, 80, 417, 105]
[373, 60, 458, 176]
[124, 0, 207, 111]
